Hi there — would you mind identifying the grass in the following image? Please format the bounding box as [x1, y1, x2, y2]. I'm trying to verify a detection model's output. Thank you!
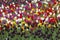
[0, 26, 60, 40]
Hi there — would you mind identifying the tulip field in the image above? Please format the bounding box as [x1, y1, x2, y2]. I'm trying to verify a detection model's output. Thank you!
[0, 0, 60, 40]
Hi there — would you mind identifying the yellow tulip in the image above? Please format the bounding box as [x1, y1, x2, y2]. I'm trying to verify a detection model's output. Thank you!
[21, 26, 24, 31]
[29, 25, 32, 28]
[32, 8, 35, 11]
[21, 21, 25, 24]
[38, 23, 42, 27]
[48, 24, 51, 28]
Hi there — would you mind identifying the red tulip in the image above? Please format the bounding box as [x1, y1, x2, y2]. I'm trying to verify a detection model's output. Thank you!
[31, 15, 34, 20]
[0, 11, 2, 14]
[10, 4, 15, 8]
[54, 1, 57, 4]
[20, 14, 22, 18]
[38, 1, 42, 7]
[48, 7, 52, 12]
[15, 3, 19, 7]
[28, 15, 31, 18]
[3, 9, 6, 12]
[0, 27, 2, 30]
[40, 19, 43, 23]
[10, 8, 14, 12]
[0, 20, 1, 23]
[38, 12, 41, 16]
[49, 17, 57, 24]
[3, 9, 7, 14]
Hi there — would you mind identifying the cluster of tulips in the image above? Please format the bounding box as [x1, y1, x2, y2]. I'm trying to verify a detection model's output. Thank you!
[0, 0, 60, 40]
[0, 0, 60, 32]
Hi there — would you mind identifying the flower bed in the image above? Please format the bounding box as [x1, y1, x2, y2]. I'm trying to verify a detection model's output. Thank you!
[0, 0, 60, 40]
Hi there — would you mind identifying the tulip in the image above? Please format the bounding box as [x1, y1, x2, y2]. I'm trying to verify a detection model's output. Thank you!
[49, 17, 57, 24]
[0, 26, 2, 30]
[57, 14, 60, 20]
[48, 7, 52, 12]
[38, 1, 42, 8]
[20, 14, 22, 18]
[47, 24, 52, 28]
[5, 24, 10, 29]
